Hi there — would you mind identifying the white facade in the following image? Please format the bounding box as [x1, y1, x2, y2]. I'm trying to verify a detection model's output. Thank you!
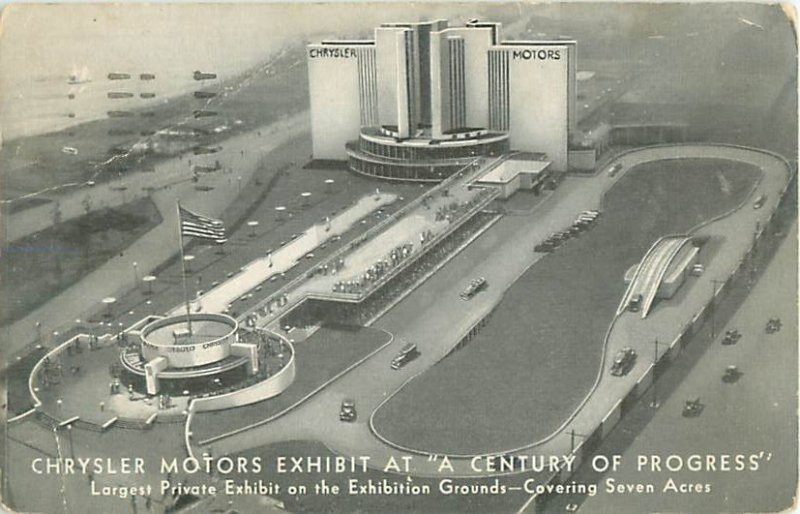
[307, 43, 374, 159]
[306, 20, 577, 171]
[489, 42, 575, 171]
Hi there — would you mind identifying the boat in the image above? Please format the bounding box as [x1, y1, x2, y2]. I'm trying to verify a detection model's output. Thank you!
[61, 146, 79, 155]
[192, 146, 222, 155]
[107, 110, 133, 117]
[139, 73, 156, 80]
[193, 110, 218, 118]
[193, 71, 217, 80]
[140, 92, 156, 99]
[193, 91, 217, 99]
[192, 165, 220, 174]
[107, 73, 131, 80]
[108, 92, 134, 99]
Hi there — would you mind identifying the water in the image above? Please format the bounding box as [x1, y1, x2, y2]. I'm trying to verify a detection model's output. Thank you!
[0, 3, 499, 142]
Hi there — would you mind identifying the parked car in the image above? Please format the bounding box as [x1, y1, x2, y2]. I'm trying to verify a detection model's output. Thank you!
[339, 399, 357, 422]
[690, 263, 705, 276]
[610, 347, 637, 376]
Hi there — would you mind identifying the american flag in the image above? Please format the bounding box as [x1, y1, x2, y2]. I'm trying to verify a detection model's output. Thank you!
[179, 206, 227, 243]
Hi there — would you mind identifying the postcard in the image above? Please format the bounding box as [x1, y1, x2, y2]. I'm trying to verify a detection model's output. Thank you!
[0, 2, 797, 513]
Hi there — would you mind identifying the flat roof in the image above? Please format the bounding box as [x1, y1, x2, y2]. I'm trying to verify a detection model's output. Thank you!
[477, 159, 551, 184]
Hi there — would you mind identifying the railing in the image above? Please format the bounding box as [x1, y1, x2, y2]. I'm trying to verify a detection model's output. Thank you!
[240, 157, 501, 328]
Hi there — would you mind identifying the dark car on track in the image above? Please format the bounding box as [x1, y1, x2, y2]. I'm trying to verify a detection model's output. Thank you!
[610, 347, 637, 376]
[339, 399, 357, 422]
[391, 343, 420, 370]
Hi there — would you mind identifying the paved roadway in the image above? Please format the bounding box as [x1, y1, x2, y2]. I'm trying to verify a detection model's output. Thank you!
[201, 144, 791, 478]
[548, 220, 797, 514]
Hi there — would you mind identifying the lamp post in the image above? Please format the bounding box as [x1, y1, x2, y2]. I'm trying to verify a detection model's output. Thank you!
[650, 339, 660, 409]
[568, 429, 588, 453]
[710, 279, 723, 339]
[66, 424, 75, 459]
[247, 220, 259, 238]
[142, 275, 156, 295]
[133, 261, 139, 287]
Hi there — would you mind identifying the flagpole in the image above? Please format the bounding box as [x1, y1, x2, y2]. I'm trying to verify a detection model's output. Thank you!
[176, 202, 193, 335]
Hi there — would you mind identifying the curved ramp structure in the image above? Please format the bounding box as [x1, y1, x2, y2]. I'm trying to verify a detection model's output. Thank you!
[617, 235, 694, 318]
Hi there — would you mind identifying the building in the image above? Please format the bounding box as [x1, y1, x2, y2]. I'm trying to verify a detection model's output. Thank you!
[121, 313, 259, 395]
[475, 153, 553, 199]
[307, 19, 577, 179]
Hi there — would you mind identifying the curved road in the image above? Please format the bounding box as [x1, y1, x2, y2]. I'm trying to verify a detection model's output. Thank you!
[198, 144, 791, 478]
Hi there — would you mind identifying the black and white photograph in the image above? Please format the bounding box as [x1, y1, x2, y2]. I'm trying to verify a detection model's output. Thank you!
[0, 2, 797, 513]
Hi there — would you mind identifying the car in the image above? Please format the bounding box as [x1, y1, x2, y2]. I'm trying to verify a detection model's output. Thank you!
[722, 365, 741, 383]
[765, 317, 782, 334]
[690, 263, 705, 276]
[628, 294, 643, 312]
[339, 399, 357, 422]
[721, 329, 741, 345]
[391, 343, 419, 370]
[610, 347, 637, 376]
[460, 277, 487, 300]
[753, 194, 766, 209]
[607, 163, 622, 176]
[682, 397, 703, 417]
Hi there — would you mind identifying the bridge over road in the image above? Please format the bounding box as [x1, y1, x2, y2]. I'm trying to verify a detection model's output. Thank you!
[617, 235, 695, 318]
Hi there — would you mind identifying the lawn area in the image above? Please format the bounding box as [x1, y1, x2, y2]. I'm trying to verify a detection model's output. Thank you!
[0, 198, 162, 326]
[371, 158, 760, 455]
[190, 324, 391, 443]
